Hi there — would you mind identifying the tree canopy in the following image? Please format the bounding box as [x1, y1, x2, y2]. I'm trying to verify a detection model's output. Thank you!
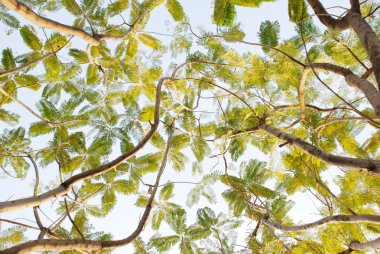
[0, 0, 380, 253]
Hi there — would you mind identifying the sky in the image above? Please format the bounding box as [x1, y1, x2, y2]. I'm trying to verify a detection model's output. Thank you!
[0, 0, 353, 253]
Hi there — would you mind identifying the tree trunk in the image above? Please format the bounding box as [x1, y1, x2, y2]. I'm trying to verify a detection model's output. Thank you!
[346, 10, 380, 90]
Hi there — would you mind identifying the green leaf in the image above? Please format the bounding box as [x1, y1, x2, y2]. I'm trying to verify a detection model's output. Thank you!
[14, 74, 40, 91]
[20, 26, 42, 51]
[258, 20, 280, 53]
[159, 183, 174, 200]
[196, 207, 217, 228]
[61, 0, 82, 16]
[69, 48, 89, 63]
[112, 180, 137, 195]
[213, 0, 236, 26]
[86, 64, 99, 85]
[165, 208, 186, 234]
[150, 235, 180, 252]
[44, 33, 68, 52]
[0, 11, 20, 29]
[126, 38, 138, 58]
[0, 108, 19, 125]
[151, 210, 165, 230]
[165, 0, 185, 21]
[288, 0, 308, 23]
[140, 106, 155, 122]
[43, 55, 61, 80]
[101, 188, 117, 215]
[1, 48, 16, 71]
[138, 34, 162, 50]
[107, 0, 129, 17]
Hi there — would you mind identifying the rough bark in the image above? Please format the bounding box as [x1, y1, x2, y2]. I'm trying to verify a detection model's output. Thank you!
[0, 0, 141, 46]
[349, 237, 380, 252]
[258, 123, 380, 173]
[263, 214, 380, 232]
[346, 10, 380, 90]
[0, 77, 169, 213]
[306, 0, 349, 31]
[0, 0, 100, 46]
[299, 63, 380, 117]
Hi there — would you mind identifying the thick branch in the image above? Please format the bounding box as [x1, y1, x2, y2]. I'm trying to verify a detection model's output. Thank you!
[0, 0, 151, 46]
[306, 0, 349, 31]
[0, 77, 169, 213]
[263, 214, 380, 232]
[0, 0, 100, 46]
[349, 237, 380, 252]
[0, 130, 173, 254]
[258, 122, 380, 173]
[299, 63, 380, 118]
[346, 10, 380, 90]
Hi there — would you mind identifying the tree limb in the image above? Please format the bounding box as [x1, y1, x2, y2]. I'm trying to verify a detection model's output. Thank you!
[0, 129, 173, 254]
[263, 214, 380, 232]
[299, 63, 380, 118]
[306, 0, 349, 30]
[257, 122, 380, 173]
[0, 77, 170, 213]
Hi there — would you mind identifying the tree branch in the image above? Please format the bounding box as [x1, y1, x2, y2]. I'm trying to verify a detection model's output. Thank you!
[257, 122, 380, 173]
[0, 129, 173, 254]
[0, 77, 170, 213]
[306, 0, 349, 31]
[299, 63, 380, 118]
[263, 214, 380, 232]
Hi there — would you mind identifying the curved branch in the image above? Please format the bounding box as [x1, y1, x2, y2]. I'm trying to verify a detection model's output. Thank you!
[346, 10, 380, 90]
[0, 130, 173, 254]
[257, 122, 380, 173]
[0, 52, 54, 78]
[263, 214, 380, 232]
[0, 0, 100, 46]
[299, 63, 380, 118]
[0, 77, 169, 213]
[349, 237, 380, 252]
[0, 0, 156, 46]
[187, 24, 305, 67]
[306, 0, 349, 31]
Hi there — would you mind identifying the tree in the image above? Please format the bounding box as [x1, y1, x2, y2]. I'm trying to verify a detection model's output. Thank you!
[0, 0, 380, 253]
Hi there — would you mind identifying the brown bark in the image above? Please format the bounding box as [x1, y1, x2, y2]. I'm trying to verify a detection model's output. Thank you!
[258, 123, 380, 173]
[299, 63, 380, 117]
[0, 0, 146, 46]
[349, 237, 380, 252]
[263, 214, 380, 232]
[0, 0, 100, 46]
[346, 10, 380, 90]
[306, 0, 349, 31]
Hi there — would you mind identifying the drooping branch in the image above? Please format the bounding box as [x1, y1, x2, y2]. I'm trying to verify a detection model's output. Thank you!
[0, 131, 173, 254]
[0, 77, 170, 213]
[257, 122, 380, 173]
[263, 214, 380, 232]
[306, 0, 349, 31]
[299, 63, 380, 118]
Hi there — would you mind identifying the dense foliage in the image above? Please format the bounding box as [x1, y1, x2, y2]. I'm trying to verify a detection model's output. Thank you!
[0, 0, 380, 253]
